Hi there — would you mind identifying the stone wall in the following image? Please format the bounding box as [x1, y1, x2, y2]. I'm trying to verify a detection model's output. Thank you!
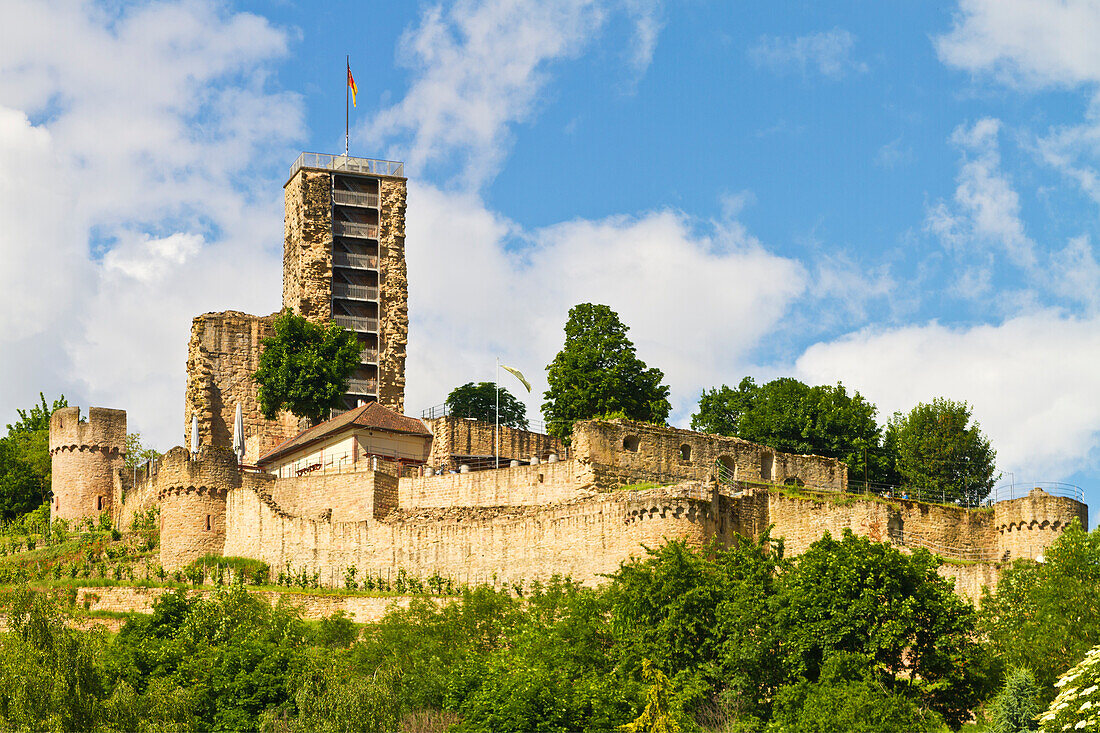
[153, 446, 241, 570]
[571, 419, 847, 491]
[398, 460, 583, 508]
[424, 416, 565, 469]
[184, 311, 301, 464]
[378, 178, 407, 413]
[271, 469, 390, 523]
[49, 407, 127, 524]
[283, 169, 333, 322]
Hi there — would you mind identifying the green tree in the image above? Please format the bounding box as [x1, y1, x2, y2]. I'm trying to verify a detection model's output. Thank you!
[887, 397, 997, 504]
[543, 304, 670, 442]
[125, 432, 162, 471]
[253, 310, 361, 425]
[987, 667, 1041, 733]
[691, 377, 891, 486]
[980, 519, 1100, 697]
[446, 382, 529, 429]
[0, 393, 66, 519]
[778, 530, 983, 727]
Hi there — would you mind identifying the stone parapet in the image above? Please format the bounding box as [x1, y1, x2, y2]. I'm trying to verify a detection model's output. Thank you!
[49, 407, 127, 524]
[424, 416, 565, 470]
[993, 488, 1088, 561]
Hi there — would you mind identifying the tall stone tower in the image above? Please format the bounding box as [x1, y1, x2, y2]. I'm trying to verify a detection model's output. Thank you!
[282, 153, 408, 413]
[48, 406, 127, 523]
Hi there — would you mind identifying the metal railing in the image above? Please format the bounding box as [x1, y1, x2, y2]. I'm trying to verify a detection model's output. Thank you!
[346, 378, 378, 394]
[332, 252, 378, 269]
[334, 315, 378, 332]
[333, 190, 380, 208]
[332, 282, 378, 300]
[360, 347, 379, 363]
[289, 152, 404, 180]
[982, 481, 1084, 504]
[333, 221, 379, 239]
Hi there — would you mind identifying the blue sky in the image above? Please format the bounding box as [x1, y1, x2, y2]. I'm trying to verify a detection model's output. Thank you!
[3, 0, 1100, 520]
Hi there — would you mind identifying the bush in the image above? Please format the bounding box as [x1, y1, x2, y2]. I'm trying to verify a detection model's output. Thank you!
[988, 667, 1041, 732]
[1037, 646, 1100, 732]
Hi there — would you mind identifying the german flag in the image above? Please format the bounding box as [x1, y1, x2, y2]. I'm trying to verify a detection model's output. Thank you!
[347, 63, 358, 108]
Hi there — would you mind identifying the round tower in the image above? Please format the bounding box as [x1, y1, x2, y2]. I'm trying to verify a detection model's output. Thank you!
[48, 406, 127, 524]
[156, 445, 239, 571]
[993, 487, 1088, 562]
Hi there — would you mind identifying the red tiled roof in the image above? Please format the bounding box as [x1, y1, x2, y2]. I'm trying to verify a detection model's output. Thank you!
[257, 402, 430, 466]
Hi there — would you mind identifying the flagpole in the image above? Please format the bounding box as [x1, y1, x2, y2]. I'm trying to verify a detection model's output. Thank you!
[345, 56, 350, 156]
[495, 358, 500, 470]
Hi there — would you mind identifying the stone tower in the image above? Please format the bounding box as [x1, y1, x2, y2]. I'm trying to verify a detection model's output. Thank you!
[282, 153, 408, 413]
[48, 406, 127, 524]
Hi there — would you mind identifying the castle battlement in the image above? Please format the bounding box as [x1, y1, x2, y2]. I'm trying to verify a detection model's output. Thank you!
[49, 406, 127, 456]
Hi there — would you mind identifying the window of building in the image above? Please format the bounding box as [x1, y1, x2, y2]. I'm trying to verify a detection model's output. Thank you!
[205, 515, 212, 532]
[623, 435, 640, 452]
[679, 444, 692, 462]
[96, 496, 103, 511]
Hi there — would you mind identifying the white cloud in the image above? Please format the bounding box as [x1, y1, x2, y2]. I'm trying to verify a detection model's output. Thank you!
[404, 183, 807, 426]
[0, 0, 300, 449]
[937, 0, 1100, 88]
[794, 311, 1100, 481]
[366, 0, 661, 187]
[749, 29, 867, 79]
[925, 118, 1036, 274]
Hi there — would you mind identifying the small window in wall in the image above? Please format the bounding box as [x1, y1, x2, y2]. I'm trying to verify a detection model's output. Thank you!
[205, 515, 212, 532]
[679, 444, 692, 462]
[96, 496, 103, 511]
[623, 435, 640, 452]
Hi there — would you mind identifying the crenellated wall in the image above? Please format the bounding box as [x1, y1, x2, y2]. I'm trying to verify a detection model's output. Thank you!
[994, 488, 1089, 561]
[49, 407, 127, 524]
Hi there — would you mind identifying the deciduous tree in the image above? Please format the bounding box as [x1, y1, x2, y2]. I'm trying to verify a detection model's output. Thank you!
[542, 304, 670, 441]
[252, 310, 360, 425]
[446, 382, 528, 429]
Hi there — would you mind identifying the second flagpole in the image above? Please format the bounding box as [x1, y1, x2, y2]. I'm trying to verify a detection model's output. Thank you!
[345, 55, 349, 156]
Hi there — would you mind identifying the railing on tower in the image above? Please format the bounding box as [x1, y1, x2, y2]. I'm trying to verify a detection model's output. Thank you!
[332, 282, 379, 300]
[333, 190, 381, 207]
[289, 152, 404, 179]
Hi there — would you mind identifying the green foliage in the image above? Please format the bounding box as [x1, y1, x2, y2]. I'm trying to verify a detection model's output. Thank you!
[543, 303, 671, 442]
[183, 555, 270, 586]
[252, 310, 361, 424]
[619, 660, 682, 733]
[0, 393, 65, 521]
[767, 653, 942, 733]
[311, 611, 359, 648]
[1037, 645, 1100, 732]
[274, 653, 402, 732]
[690, 377, 892, 486]
[988, 667, 1041, 733]
[981, 519, 1100, 697]
[886, 397, 997, 504]
[446, 381, 529, 429]
[125, 432, 162, 471]
[777, 529, 983, 727]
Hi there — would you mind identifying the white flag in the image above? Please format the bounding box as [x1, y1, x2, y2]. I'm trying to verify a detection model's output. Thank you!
[501, 365, 531, 392]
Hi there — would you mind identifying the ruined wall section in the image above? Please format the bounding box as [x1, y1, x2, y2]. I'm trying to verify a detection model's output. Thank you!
[282, 170, 333, 322]
[270, 470, 393, 523]
[49, 407, 126, 524]
[184, 311, 301, 465]
[224, 479, 716, 588]
[378, 178, 407, 412]
[398, 460, 583, 509]
[425, 417, 565, 469]
[994, 488, 1088, 561]
[571, 419, 847, 491]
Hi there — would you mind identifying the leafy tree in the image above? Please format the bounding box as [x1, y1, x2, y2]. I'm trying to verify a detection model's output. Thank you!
[768, 653, 942, 733]
[777, 530, 983, 727]
[543, 304, 670, 442]
[0, 393, 65, 519]
[690, 377, 891, 486]
[125, 432, 162, 471]
[987, 667, 1041, 733]
[886, 397, 997, 504]
[253, 310, 361, 425]
[446, 382, 528, 429]
[981, 519, 1100, 697]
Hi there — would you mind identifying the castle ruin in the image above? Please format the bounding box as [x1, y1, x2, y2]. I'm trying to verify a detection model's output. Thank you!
[48, 152, 1089, 603]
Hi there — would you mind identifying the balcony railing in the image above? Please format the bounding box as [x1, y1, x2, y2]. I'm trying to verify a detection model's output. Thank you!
[332, 252, 378, 269]
[333, 190, 380, 208]
[346, 378, 378, 394]
[360, 347, 379, 363]
[289, 152, 404, 180]
[334, 315, 378, 332]
[332, 282, 378, 301]
[333, 221, 379, 239]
